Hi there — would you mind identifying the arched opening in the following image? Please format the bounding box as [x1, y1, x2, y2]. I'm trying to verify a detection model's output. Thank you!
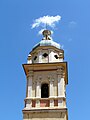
[41, 83, 49, 98]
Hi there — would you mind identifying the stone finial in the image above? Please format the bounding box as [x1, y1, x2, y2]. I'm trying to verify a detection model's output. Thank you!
[42, 30, 51, 40]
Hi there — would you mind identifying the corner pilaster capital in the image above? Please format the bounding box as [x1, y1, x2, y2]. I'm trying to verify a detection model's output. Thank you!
[57, 66, 65, 78]
[27, 70, 33, 79]
[38, 76, 42, 82]
[48, 75, 51, 80]
[48, 75, 54, 82]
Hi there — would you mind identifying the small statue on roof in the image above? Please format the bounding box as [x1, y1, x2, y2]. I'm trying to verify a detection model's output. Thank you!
[42, 30, 51, 40]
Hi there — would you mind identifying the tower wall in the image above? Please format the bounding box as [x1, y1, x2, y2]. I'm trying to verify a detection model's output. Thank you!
[23, 109, 68, 120]
[22, 30, 68, 120]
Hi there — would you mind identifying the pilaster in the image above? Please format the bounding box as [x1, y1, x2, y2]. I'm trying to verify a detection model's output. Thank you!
[57, 66, 65, 97]
[36, 76, 42, 98]
[48, 75, 54, 107]
[48, 49, 53, 62]
[27, 71, 33, 98]
[57, 66, 65, 108]
[38, 50, 42, 63]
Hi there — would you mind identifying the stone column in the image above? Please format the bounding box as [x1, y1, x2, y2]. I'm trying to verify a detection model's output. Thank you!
[36, 80, 41, 98]
[48, 76, 54, 107]
[26, 99, 32, 109]
[57, 67, 65, 97]
[36, 76, 41, 108]
[57, 67, 65, 108]
[58, 99, 63, 108]
[36, 80, 39, 97]
[49, 79, 54, 97]
[50, 99, 54, 107]
[27, 71, 33, 98]
[38, 50, 42, 63]
[25, 71, 33, 109]
[48, 49, 53, 62]
[36, 99, 40, 108]
[36, 76, 41, 98]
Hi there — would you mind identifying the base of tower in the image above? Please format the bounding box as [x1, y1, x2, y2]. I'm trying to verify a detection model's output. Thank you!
[22, 108, 68, 120]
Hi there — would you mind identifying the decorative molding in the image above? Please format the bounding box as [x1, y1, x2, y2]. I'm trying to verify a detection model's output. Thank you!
[38, 76, 42, 81]
[27, 70, 33, 78]
[34, 76, 42, 83]
[48, 75, 51, 80]
[57, 66, 65, 78]
[48, 75, 55, 82]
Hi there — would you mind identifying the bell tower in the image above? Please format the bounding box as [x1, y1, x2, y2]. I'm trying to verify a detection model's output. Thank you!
[22, 30, 68, 120]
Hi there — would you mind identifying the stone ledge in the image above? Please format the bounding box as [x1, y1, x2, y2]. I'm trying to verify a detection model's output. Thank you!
[22, 107, 67, 113]
[24, 96, 66, 101]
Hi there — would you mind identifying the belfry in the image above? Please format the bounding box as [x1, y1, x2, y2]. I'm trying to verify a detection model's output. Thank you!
[22, 30, 68, 120]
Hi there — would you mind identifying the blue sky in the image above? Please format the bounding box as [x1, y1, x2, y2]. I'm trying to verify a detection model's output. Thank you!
[0, 0, 90, 120]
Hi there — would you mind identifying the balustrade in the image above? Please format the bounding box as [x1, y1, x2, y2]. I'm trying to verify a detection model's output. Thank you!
[25, 97, 66, 109]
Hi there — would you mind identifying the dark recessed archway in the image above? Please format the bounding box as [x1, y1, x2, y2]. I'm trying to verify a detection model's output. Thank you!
[41, 83, 49, 98]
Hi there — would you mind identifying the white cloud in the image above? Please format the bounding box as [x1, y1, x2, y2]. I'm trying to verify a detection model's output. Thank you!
[68, 21, 77, 28]
[51, 30, 54, 34]
[38, 29, 45, 35]
[31, 15, 61, 29]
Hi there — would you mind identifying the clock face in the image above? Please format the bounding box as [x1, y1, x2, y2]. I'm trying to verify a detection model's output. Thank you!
[41, 83, 49, 98]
